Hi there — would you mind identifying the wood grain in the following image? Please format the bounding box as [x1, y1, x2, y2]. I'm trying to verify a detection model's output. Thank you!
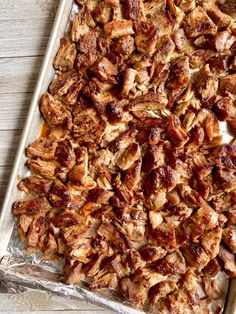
[0, 0, 115, 312]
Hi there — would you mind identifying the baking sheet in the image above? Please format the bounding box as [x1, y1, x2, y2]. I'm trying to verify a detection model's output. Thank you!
[0, 0, 235, 313]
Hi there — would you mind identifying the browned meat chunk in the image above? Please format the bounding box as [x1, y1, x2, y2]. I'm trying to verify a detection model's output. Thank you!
[55, 140, 76, 169]
[218, 246, 236, 277]
[181, 243, 210, 270]
[220, 74, 236, 95]
[26, 137, 57, 160]
[203, 3, 232, 29]
[26, 214, 47, 247]
[119, 277, 147, 307]
[18, 176, 53, 196]
[215, 31, 235, 53]
[114, 143, 141, 170]
[155, 251, 187, 276]
[49, 70, 79, 97]
[53, 37, 77, 71]
[124, 0, 144, 20]
[73, 109, 104, 145]
[166, 114, 188, 148]
[166, 56, 190, 90]
[223, 226, 236, 253]
[71, 6, 95, 42]
[149, 280, 177, 305]
[134, 21, 158, 54]
[154, 35, 175, 62]
[92, 57, 117, 83]
[104, 20, 134, 38]
[197, 64, 218, 101]
[13, 197, 52, 215]
[184, 7, 217, 38]
[40, 93, 72, 128]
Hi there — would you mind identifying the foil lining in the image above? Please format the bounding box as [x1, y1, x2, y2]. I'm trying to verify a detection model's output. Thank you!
[0, 1, 233, 313]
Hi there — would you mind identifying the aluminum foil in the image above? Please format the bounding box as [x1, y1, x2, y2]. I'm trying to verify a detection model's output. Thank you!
[0, 1, 234, 313]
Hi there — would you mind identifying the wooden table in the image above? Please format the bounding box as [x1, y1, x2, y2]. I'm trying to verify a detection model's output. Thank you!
[0, 0, 115, 313]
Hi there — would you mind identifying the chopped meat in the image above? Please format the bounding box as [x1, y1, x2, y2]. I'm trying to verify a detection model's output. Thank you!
[119, 277, 147, 307]
[97, 222, 131, 251]
[111, 35, 135, 57]
[73, 109, 104, 144]
[128, 92, 168, 111]
[49, 179, 71, 208]
[223, 226, 236, 253]
[154, 35, 175, 62]
[92, 57, 117, 83]
[26, 137, 57, 160]
[139, 245, 166, 263]
[220, 0, 236, 19]
[134, 21, 158, 54]
[124, 0, 144, 20]
[26, 214, 47, 247]
[90, 270, 118, 289]
[166, 56, 190, 90]
[173, 28, 187, 51]
[190, 49, 213, 69]
[71, 6, 95, 42]
[155, 251, 187, 276]
[201, 226, 222, 259]
[121, 68, 137, 96]
[26, 159, 57, 180]
[166, 114, 188, 148]
[104, 20, 134, 38]
[149, 280, 177, 305]
[185, 205, 219, 241]
[181, 243, 210, 270]
[218, 246, 236, 276]
[220, 74, 236, 95]
[40, 93, 72, 128]
[135, 268, 167, 287]
[13, 0, 236, 311]
[149, 211, 163, 229]
[53, 37, 77, 71]
[183, 7, 217, 38]
[203, 3, 232, 29]
[202, 258, 221, 277]
[19, 214, 33, 234]
[114, 143, 141, 170]
[66, 262, 85, 284]
[13, 197, 52, 215]
[55, 140, 76, 169]
[213, 96, 236, 121]
[197, 65, 218, 101]
[49, 70, 78, 97]
[148, 222, 176, 251]
[18, 176, 53, 196]
[215, 31, 235, 53]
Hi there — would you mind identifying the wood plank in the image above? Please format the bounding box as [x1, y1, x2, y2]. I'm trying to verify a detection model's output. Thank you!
[0, 93, 30, 130]
[0, 19, 54, 58]
[0, 0, 59, 20]
[0, 56, 43, 94]
[0, 166, 11, 206]
[0, 130, 20, 166]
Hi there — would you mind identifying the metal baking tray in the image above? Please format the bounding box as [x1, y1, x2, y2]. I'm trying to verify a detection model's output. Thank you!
[0, 0, 235, 313]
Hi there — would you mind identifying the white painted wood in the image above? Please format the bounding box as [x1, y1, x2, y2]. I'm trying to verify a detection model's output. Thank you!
[0, 19, 53, 58]
[0, 56, 43, 94]
[0, 0, 115, 312]
[0, 93, 30, 130]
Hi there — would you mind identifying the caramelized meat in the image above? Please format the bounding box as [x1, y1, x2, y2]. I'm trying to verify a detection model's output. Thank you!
[53, 37, 77, 71]
[13, 0, 236, 311]
[183, 7, 217, 38]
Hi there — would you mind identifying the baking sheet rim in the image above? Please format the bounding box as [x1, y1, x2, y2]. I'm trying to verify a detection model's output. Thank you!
[0, 0, 235, 312]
